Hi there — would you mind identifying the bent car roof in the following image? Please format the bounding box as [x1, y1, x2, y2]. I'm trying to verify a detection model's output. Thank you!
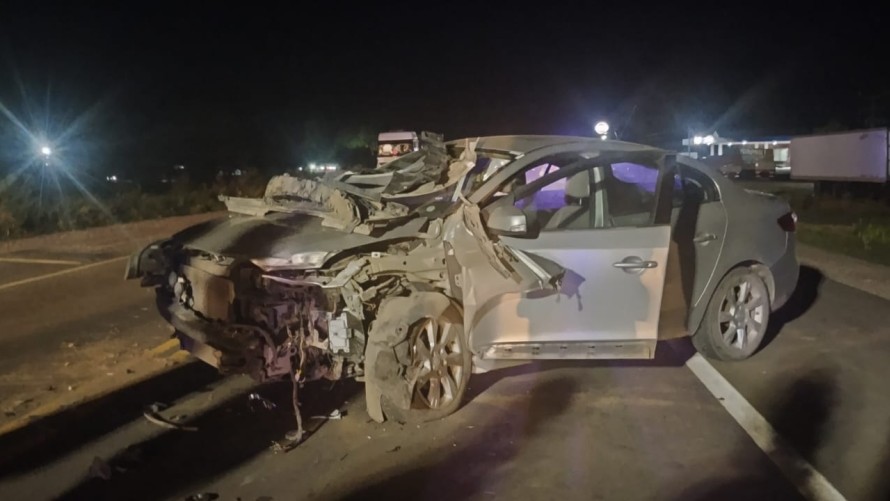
[447, 135, 669, 156]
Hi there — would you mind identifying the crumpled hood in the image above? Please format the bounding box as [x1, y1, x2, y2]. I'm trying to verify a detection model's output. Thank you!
[170, 213, 426, 260]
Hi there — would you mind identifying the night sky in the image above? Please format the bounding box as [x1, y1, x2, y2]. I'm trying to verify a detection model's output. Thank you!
[1, 2, 888, 178]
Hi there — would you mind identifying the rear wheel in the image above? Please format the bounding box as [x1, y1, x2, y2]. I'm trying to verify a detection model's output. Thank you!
[692, 267, 770, 361]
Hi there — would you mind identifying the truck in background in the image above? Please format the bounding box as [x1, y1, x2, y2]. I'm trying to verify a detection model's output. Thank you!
[376, 131, 419, 168]
[790, 128, 890, 197]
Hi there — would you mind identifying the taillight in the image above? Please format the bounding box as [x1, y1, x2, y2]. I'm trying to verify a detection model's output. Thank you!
[778, 211, 797, 232]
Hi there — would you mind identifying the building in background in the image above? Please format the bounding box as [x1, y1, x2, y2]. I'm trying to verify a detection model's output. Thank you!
[681, 132, 791, 179]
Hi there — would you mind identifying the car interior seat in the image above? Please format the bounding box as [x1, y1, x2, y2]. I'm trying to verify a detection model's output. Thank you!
[544, 170, 591, 230]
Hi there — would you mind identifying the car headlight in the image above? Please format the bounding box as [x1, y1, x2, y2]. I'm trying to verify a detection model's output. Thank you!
[251, 251, 331, 270]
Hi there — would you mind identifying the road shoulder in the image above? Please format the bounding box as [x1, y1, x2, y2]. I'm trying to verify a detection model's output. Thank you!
[797, 243, 890, 301]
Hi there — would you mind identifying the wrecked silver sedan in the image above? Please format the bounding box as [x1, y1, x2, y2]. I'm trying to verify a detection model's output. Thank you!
[127, 134, 799, 432]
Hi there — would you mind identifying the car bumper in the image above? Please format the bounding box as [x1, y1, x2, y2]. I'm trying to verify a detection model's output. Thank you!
[770, 236, 799, 311]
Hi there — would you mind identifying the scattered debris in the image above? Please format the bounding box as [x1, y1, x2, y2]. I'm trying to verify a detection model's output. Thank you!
[340, 453, 349, 461]
[88, 457, 113, 480]
[46, 385, 55, 392]
[143, 403, 198, 432]
[184, 493, 219, 501]
[247, 393, 277, 411]
[63, 361, 71, 367]
[270, 429, 304, 454]
[126, 368, 135, 374]
[67, 342, 77, 349]
[67, 385, 75, 391]
[387, 445, 401, 453]
[3, 410, 14, 417]
[310, 409, 343, 420]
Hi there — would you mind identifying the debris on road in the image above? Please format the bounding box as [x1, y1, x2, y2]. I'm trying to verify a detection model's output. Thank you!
[310, 409, 343, 420]
[247, 392, 277, 411]
[184, 493, 219, 501]
[270, 430, 304, 454]
[143, 402, 198, 432]
[88, 456, 113, 480]
[387, 445, 401, 453]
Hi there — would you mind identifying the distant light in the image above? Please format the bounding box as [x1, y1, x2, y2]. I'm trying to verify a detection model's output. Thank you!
[174, 164, 186, 171]
[298, 166, 303, 171]
[693, 135, 704, 145]
[594, 121, 610, 136]
[703, 135, 715, 145]
[41, 146, 52, 156]
[106, 175, 118, 182]
[325, 164, 338, 171]
[742, 140, 748, 145]
[600, 134, 607, 140]
[309, 163, 317, 171]
[772, 140, 778, 145]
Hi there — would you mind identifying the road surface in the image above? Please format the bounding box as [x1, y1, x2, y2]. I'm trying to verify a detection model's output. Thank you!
[0, 217, 888, 501]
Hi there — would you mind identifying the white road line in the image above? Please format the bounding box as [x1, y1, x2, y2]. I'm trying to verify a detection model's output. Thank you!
[0, 256, 127, 291]
[0, 257, 82, 266]
[685, 353, 846, 501]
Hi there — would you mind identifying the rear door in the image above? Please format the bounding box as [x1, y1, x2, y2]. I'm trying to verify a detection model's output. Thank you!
[459, 153, 678, 360]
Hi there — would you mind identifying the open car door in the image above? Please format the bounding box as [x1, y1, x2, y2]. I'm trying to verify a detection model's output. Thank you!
[450, 152, 681, 367]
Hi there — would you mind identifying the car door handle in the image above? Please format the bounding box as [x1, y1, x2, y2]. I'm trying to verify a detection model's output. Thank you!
[693, 233, 717, 244]
[613, 258, 658, 270]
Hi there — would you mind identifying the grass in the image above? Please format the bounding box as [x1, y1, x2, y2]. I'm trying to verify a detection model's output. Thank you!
[0, 171, 268, 240]
[744, 182, 890, 266]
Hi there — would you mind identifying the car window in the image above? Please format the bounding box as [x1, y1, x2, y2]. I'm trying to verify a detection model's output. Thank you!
[603, 162, 660, 227]
[678, 164, 719, 203]
[508, 163, 596, 232]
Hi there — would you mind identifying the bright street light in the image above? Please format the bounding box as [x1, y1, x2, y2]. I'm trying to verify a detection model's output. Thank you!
[703, 134, 715, 145]
[41, 146, 52, 156]
[594, 121, 610, 136]
[693, 135, 704, 145]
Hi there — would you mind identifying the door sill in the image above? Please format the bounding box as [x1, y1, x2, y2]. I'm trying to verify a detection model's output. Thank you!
[478, 340, 655, 360]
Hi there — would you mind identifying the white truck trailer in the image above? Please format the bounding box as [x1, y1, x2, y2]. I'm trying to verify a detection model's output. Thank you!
[790, 128, 890, 197]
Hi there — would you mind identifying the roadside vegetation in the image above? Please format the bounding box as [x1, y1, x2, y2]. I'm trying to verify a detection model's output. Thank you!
[749, 183, 890, 266]
[0, 170, 268, 240]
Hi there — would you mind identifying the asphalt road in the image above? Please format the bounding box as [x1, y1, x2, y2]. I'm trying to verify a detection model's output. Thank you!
[0, 223, 888, 500]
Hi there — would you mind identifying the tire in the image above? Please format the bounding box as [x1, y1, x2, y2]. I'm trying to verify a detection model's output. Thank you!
[365, 292, 472, 423]
[692, 267, 770, 361]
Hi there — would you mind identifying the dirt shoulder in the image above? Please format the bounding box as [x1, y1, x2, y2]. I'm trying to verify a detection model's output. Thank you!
[798, 243, 890, 302]
[0, 212, 227, 258]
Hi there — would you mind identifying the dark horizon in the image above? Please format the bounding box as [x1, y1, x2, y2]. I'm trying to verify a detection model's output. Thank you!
[1, 2, 888, 178]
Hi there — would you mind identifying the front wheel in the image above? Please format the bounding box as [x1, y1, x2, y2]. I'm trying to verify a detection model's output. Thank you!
[365, 292, 471, 423]
[692, 267, 770, 361]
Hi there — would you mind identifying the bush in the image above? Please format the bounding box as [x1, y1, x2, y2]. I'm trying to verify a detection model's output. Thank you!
[0, 171, 267, 241]
[854, 219, 890, 251]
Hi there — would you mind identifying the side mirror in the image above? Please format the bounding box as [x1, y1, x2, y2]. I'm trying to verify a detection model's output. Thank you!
[485, 205, 528, 236]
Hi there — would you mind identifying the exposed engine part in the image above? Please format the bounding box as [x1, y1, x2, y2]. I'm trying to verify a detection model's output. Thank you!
[327, 312, 350, 353]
